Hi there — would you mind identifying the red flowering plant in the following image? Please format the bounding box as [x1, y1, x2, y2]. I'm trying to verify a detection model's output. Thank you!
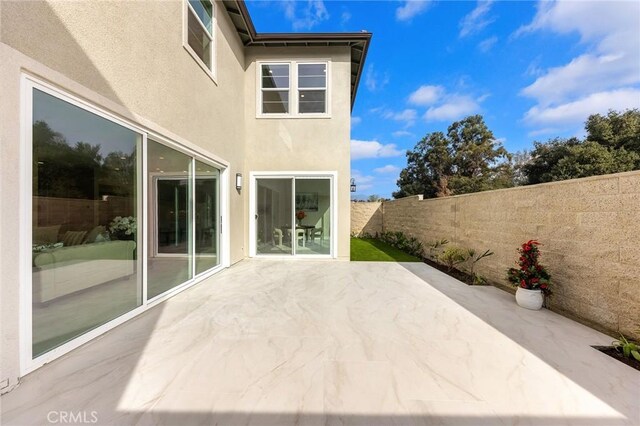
[506, 240, 552, 296]
[296, 210, 306, 223]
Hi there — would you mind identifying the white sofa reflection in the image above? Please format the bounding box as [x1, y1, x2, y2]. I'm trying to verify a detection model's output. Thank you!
[32, 240, 136, 303]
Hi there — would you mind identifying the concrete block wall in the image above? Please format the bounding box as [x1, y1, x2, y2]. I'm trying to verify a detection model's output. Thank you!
[350, 202, 383, 237]
[353, 171, 640, 339]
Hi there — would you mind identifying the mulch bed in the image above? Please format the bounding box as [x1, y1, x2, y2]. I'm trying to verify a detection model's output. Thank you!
[423, 258, 483, 286]
[592, 346, 640, 371]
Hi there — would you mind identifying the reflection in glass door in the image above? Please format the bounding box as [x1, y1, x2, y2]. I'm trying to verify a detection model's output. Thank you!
[156, 178, 190, 255]
[195, 161, 220, 274]
[255, 176, 331, 256]
[295, 178, 331, 255]
[256, 178, 293, 255]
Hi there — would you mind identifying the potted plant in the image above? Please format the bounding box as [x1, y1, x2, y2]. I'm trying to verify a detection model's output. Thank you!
[296, 210, 306, 226]
[507, 240, 551, 310]
[109, 216, 137, 241]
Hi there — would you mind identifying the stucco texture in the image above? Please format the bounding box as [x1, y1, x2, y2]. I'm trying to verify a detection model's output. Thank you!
[244, 46, 352, 259]
[353, 171, 640, 340]
[1, 0, 251, 393]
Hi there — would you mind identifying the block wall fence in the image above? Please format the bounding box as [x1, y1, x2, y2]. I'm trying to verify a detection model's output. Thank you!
[351, 170, 640, 340]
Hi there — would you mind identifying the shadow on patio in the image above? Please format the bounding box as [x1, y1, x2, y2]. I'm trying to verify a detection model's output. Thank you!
[1, 260, 638, 425]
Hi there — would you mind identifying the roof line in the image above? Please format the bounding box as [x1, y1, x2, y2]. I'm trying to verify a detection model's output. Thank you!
[224, 0, 372, 110]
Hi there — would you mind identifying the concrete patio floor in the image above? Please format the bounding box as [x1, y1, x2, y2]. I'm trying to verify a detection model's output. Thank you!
[1, 260, 639, 425]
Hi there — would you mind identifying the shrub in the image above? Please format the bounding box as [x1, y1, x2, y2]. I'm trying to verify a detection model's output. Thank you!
[427, 239, 449, 263]
[438, 246, 468, 272]
[468, 249, 492, 279]
[379, 231, 424, 258]
[612, 335, 640, 361]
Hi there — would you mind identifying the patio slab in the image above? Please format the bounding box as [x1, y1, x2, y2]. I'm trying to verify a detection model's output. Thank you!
[1, 260, 638, 425]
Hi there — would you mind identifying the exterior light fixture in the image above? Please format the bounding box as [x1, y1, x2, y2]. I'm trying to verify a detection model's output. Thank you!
[350, 178, 356, 193]
[236, 173, 243, 191]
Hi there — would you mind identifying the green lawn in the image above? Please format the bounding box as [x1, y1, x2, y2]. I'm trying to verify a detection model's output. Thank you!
[350, 238, 422, 262]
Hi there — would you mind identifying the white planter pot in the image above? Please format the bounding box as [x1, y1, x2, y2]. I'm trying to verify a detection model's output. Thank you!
[515, 287, 543, 310]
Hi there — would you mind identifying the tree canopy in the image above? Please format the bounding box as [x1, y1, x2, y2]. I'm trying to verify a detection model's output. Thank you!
[393, 109, 640, 198]
[522, 109, 640, 184]
[393, 115, 512, 199]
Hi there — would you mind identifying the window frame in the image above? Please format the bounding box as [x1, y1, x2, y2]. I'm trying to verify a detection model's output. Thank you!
[259, 62, 291, 116]
[257, 60, 331, 119]
[182, 0, 217, 83]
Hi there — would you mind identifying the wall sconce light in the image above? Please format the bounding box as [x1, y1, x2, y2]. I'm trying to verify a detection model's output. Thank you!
[350, 178, 356, 193]
[235, 173, 243, 191]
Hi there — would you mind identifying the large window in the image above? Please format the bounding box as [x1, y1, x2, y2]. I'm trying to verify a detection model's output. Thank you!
[184, 0, 216, 78]
[31, 89, 143, 358]
[259, 61, 328, 117]
[28, 81, 223, 366]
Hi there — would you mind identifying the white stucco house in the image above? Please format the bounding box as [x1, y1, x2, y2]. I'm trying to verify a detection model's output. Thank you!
[0, 0, 370, 393]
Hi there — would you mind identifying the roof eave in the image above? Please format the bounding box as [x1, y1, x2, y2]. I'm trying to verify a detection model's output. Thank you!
[221, 0, 372, 111]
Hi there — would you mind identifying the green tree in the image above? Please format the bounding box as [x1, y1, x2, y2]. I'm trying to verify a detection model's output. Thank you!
[393, 115, 511, 199]
[585, 109, 640, 155]
[522, 109, 640, 184]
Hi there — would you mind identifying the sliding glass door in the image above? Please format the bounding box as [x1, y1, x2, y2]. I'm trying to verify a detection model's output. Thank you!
[295, 178, 331, 255]
[29, 81, 225, 363]
[31, 89, 143, 358]
[147, 140, 221, 300]
[255, 176, 332, 256]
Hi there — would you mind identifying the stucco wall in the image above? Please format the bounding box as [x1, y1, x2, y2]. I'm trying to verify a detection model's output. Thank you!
[376, 171, 640, 340]
[350, 202, 383, 237]
[0, 0, 248, 393]
[244, 47, 352, 259]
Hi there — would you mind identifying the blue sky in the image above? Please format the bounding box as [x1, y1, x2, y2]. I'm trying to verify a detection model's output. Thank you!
[246, 0, 640, 198]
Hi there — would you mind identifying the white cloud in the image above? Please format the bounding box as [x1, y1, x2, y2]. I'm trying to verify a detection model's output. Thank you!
[517, 0, 640, 128]
[393, 130, 415, 138]
[365, 64, 390, 92]
[396, 0, 432, 22]
[478, 36, 498, 53]
[351, 139, 404, 160]
[523, 88, 640, 127]
[527, 128, 561, 138]
[282, 0, 329, 31]
[340, 10, 351, 26]
[351, 116, 362, 126]
[424, 95, 480, 121]
[459, 1, 495, 38]
[408, 85, 444, 106]
[383, 109, 417, 126]
[374, 165, 401, 174]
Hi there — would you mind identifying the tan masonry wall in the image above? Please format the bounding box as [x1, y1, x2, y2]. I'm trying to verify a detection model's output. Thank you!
[350, 202, 383, 237]
[352, 171, 640, 339]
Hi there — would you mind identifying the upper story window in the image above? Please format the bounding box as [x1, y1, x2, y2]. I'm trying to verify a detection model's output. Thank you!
[258, 61, 329, 117]
[298, 63, 327, 114]
[184, 0, 216, 80]
[261, 64, 290, 114]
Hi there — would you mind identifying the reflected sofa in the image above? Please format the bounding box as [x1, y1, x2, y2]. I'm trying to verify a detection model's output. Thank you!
[32, 240, 136, 303]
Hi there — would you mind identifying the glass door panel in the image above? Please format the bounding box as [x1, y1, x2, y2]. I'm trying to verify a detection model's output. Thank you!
[256, 178, 293, 255]
[31, 89, 143, 358]
[294, 178, 331, 255]
[147, 140, 193, 299]
[195, 160, 220, 274]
